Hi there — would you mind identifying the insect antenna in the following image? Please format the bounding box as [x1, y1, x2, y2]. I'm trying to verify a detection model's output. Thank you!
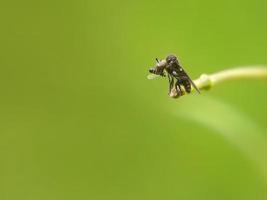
[155, 58, 159, 63]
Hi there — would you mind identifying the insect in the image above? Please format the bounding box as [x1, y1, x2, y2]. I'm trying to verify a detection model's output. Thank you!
[148, 54, 200, 96]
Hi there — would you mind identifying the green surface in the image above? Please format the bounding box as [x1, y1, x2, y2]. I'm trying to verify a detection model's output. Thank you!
[1, 0, 267, 199]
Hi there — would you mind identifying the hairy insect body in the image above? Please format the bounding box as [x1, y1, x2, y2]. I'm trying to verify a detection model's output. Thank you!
[165, 55, 192, 93]
[148, 54, 200, 96]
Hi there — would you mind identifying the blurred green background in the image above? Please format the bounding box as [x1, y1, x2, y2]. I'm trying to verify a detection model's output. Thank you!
[1, 0, 267, 199]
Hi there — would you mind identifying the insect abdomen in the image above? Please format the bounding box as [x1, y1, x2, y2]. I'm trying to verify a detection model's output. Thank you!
[179, 77, 191, 93]
[184, 81, 191, 93]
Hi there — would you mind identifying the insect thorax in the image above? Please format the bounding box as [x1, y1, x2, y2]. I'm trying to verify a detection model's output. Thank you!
[166, 55, 180, 65]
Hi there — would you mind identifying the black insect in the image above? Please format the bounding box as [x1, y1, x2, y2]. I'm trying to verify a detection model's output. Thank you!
[149, 55, 200, 96]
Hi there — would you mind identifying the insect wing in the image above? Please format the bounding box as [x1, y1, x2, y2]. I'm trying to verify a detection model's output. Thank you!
[147, 74, 160, 80]
[188, 77, 201, 94]
[179, 66, 201, 94]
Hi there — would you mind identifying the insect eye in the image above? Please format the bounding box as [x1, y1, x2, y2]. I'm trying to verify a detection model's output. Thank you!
[149, 68, 155, 73]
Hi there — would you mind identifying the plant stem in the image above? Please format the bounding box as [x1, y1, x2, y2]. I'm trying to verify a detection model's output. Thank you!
[170, 66, 267, 98]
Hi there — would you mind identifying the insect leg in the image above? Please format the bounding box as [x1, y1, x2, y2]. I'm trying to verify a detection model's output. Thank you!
[167, 74, 171, 92]
[167, 74, 174, 94]
[175, 80, 182, 96]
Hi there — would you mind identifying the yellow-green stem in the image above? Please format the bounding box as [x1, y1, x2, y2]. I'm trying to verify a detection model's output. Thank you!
[170, 66, 267, 98]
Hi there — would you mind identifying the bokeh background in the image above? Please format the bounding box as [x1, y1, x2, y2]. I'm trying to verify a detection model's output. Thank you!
[1, 0, 267, 199]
